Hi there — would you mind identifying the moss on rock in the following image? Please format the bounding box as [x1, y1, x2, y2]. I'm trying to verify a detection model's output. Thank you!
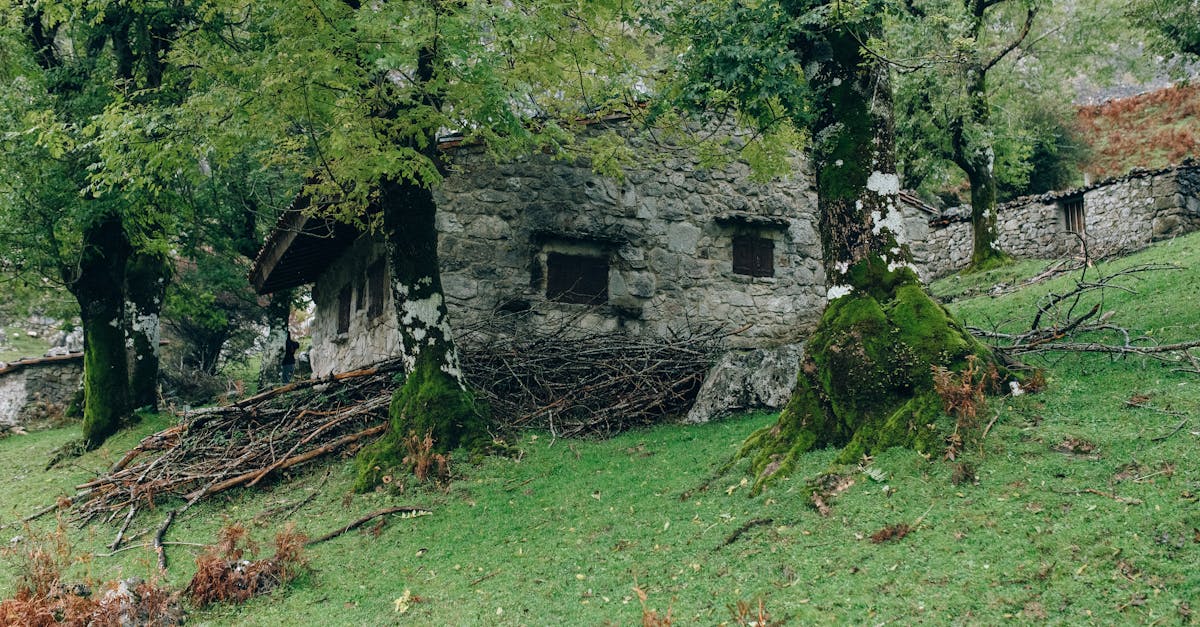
[353, 353, 489, 492]
[738, 257, 996, 494]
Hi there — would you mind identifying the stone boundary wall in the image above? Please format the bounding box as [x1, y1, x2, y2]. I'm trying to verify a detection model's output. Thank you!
[0, 354, 82, 429]
[912, 164, 1200, 280]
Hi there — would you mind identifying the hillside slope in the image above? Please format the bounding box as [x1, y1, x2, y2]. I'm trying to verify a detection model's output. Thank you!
[2, 233, 1199, 624]
[1077, 83, 1200, 179]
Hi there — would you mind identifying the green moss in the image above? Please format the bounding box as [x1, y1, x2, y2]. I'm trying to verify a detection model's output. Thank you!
[81, 315, 131, 450]
[738, 257, 998, 494]
[353, 353, 490, 492]
[965, 250, 1014, 274]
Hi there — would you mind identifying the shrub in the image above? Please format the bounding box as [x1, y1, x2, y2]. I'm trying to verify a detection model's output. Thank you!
[185, 523, 309, 608]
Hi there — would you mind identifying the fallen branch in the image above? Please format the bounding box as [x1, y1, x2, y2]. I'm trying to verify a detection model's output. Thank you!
[470, 570, 502, 586]
[458, 312, 726, 436]
[306, 506, 432, 546]
[0, 493, 86, 530]
[1150, 419, 1189, 442]
[1057, 488, 1143, 505]
[95, 540, 208, 559]
[1124, 401, 1188, 417]
[66, 368, 396, 527]
[715, 518, 774, 550]
[154, 511, 175, 571]
[967, 261, 1200, 371]
[185, 424, 387, 501]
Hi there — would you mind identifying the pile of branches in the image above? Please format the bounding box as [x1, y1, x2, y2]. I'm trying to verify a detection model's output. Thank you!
[969, 261, 1200, 373]
[459, 312, 727, 437]
[12, 315, 726, 567]
[62, 363, 402, 569]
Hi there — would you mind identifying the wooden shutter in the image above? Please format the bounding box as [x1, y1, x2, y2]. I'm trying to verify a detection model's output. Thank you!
[337, 285, 352, 334]
[546, 252, 608, 304]
[732, 236, 774, 277]
[367, 261, 386, 319]
[1062, 197, 1085, 235]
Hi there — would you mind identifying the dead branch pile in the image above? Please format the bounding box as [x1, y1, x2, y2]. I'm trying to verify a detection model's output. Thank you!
[22, 315, 724, 568]
[968, 261, 1200, 373]
[458, 313, 726, 437]
[66, 364, 401, 567]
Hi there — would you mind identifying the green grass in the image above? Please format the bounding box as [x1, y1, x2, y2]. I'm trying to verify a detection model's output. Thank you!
[3, 233, 1200, 624]
[0, 332, 52, 364]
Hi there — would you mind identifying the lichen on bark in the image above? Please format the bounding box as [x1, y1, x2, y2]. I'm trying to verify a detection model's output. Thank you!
[74, 212, 133, 449]
[125, 248, 170, 411]
[351, 168, 490, 492]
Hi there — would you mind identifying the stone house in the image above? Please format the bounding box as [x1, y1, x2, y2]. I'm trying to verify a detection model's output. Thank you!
[256, 135, 1195, 421]
[907, 162, 1200, 279]
[251, 128, 848, 420]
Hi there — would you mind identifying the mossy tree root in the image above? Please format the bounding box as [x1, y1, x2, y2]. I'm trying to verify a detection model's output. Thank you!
[353, 354, 489, 492]
[737, 260, 999, 495]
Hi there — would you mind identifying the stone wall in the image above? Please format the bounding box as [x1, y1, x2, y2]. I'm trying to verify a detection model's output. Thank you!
[911, 164, 1200, 280]
[0, 355, 82, 430]
[309, 133, 827, 378]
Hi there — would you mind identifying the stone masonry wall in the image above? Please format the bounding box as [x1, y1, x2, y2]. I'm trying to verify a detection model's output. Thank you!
[912, 164, 1200, 280]
[309, 133, 826, 378]
[0, 357, 82, 429]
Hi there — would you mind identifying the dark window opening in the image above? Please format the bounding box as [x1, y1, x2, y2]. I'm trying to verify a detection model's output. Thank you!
[546, 252, 608, 304]
[1063, 197, 1085, 235]
[355, 277, 366, 311]
[367, 261, 386, 319]
[337, 285, 352, 334]
[732, 235, 774, 277]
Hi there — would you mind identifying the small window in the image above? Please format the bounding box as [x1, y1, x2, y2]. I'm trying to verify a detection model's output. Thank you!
[367, 261, 386, 319]
[732, 235, 774, 277]
[336, 285, 352, 334]
[355, 277, 366, 311]
[546, 252, 608, 304]
[1062, 196, 1085, 235]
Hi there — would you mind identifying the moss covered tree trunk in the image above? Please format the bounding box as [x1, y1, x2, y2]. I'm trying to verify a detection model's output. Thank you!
[353, 43, 488, 491]
[353, 176, 488, 490]
[125, 248, 170, 411]
[736, 18, 996, 494]
[72, 212, 133, 449]
[952, 58, 1010, 272]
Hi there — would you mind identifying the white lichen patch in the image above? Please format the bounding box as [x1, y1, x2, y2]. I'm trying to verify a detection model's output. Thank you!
[130, 311, 162, 356]
[399, 293, 445, 328]
[870, 209, 908, 244]
[826, 284, 853, 300]
[865, 171, 900, 196]
[887, 259, 917, 274]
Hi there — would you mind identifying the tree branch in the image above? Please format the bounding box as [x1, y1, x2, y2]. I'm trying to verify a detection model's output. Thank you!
[983, 6, 1037, 73]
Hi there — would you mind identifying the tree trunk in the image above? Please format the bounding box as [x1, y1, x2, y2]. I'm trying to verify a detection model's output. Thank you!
[353, 176, 489, 491]
[733, 19, 998, 495]
[125, 249, 170, 411]
[951, 43, 1010, 270]
[965, 165, 1006, 269]
[257, 289, 293, 390]
[351, 39, 489, 491]
[73, 212, 133, 449]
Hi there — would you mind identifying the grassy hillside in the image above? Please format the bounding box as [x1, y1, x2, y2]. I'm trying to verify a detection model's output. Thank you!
[1077, 83, 1200, 180]
[3, 234, 1200, 624]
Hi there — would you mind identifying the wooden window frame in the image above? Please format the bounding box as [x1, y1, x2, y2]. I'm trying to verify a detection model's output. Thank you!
[545, 252, 608, 305]
[336, 284, 352, 335]
[732, 235, 775, 277]
[367, 261, 386, 320]
[1062, 196, 1085, 235]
